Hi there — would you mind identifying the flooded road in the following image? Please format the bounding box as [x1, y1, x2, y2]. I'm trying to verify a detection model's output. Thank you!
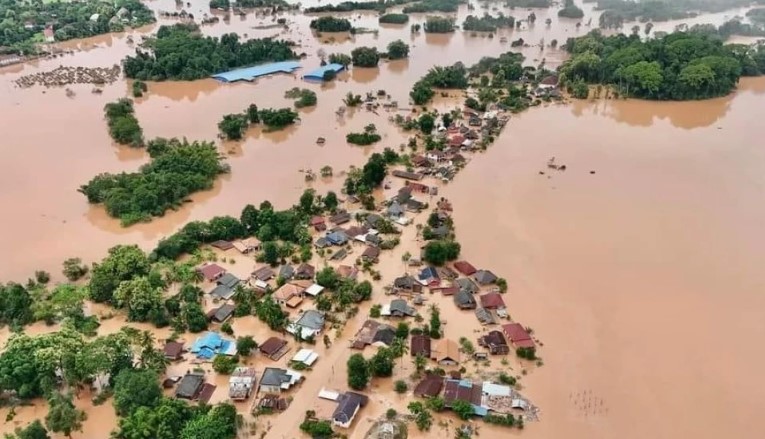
[1, 1, 765, 438]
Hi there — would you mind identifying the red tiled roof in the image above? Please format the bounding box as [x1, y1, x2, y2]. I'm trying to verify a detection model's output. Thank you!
[480, 293, 505, 309]
[502, 323, 535, 348]
[310, 216, 325, 226]
[198, 383, 216, 404]
[410, 335, 432, 357]
[453, 261, 477, 276]
[198, 264, 225, 281]
[414, 374, 443, 397]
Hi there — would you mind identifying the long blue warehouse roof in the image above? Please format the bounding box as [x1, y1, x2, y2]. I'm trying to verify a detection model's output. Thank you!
[211, 61, 301, 82]
[303, 63, 345, 81]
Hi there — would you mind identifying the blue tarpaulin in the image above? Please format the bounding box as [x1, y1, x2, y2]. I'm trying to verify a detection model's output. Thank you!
[190, 332, 234, 359]
[212, 61, 301, 82]
[303, 63, 344, 81]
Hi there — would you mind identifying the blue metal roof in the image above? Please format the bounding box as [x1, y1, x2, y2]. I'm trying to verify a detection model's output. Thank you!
[212, 61, 301, 82]
[303, 63, 345, 81]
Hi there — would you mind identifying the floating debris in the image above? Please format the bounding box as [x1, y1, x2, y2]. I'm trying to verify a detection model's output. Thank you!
[16, 65, 121, 88]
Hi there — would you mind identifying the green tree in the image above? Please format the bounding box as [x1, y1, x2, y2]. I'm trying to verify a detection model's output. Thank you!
[347, 353, 370, 390]
[426, 396, 445, 412]
[113, 398, 195, 439]
[422, 240, 461, 265]
[413, 353, 427, 373]
[324, 191, 338, 212]
[328, 53, 352, 67]
[45, 393, 85, 438]
[351, 46, 380, 67]
[236, 336, 257, 356]
[179, 403, 237, 439]
[114, 276, 164, 323]
[394, 380, 408, 393]
[369, 347, 395, 377]
[395, 322, 410, 339]
[619, 61, 663, 97]
[184, 302, 208, 332]
[113, 369, 162, 416]
[246, 104, 260, 123]
[451, 399, 475, 420]
[218, 113, 249, 140]
[13, 420, 50, 439]
[429, 305, 442, 339]
[310, 16, 352, 32]
[387, 39, 410, 60]
[418, 113, 435, 134]
[262, 241, 280, 266]
[89, 245, 151, 303]
[0, 283, 34, 327]
[212, 355, 239, 374]
[62, 258, 88, 281]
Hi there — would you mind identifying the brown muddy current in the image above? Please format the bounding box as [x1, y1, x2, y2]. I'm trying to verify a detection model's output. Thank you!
[1, 0, 764, 438]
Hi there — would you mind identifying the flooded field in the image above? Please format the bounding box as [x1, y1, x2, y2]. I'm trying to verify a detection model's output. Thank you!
[1, 0, 765, 438]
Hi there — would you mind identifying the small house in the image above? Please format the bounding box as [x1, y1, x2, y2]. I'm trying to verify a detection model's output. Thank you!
[456, 278, 479, 294]
[410, 334, 432, 358]
[386, 299, 416, 317]
[372, 326, 396, 346]
[310, 216, 326, 231]
[361, 246, 380, 262]
[337, 265, 359, 280]
[474, 270, 498, 285]
[418, 266, 440, 285]
[326, 230, 349, 246]
[211, 240, 234, 250]
[198, 263, 226, 282]
[163, 341, 185, 361]
[175, 373, 205, 400]
[387, 201, 405, 218]
[432, 339, 461, 365]
[480, 292, 505, 310]
[330, 211, 352, 225]
[414, 374, 444, 398]
[502, 323, 535, 349]
[295, 263, 316, 280]
[454, 290, 477, 310]
[279, 265, 295, 280]
[291, 348, 319, 367]
[209, 284, 236, 301]
[453, 261, 477, 276]
[259, 368, 302, 394]
[190, 332, 236, 359]
[393, 275, 422, 293]
[273, 283, 304, 307]
[252, 266, 275, 282]
[287, 310, 325, 339]
[478, 330, 510, 355]
[475, 308, 496, 325]
[443, 379, 484, 415]
[304, 283, 325, 297]
[259, 337, 290, 360]
[229, 367, 257, 401]
[208, 304, 235, 323]
[217, 273, 240, 289]
[332, 392, 369, 428]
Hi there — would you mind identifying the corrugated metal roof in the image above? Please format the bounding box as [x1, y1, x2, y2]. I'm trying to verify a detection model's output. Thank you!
[303, 63, 344, 80]
[212, 61, 301, 82]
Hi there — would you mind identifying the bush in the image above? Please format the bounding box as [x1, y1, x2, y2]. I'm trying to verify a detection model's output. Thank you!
[380, 13, 409, 24]
[347, 354, 370, 390]
[212, 355, 239, 374]
[284, 88, 317, 108]
[394, 380, 408, 393]
[351, 46, 380, 67]
[218, 114, 249, 140]
[62, 258, 88, 281]
[516, 346, 537, 360]
[386, 408, 397, 419]
[422, 240, 461, 265]
[310, 16, 352, 32]
[259, 108, 299, 129]
[387, 39, 409, 60]
[424, 16, 455, 33]
[104, 98, 143, 146]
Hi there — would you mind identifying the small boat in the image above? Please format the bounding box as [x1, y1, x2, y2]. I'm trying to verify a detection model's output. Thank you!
[316, 137, 326, 145]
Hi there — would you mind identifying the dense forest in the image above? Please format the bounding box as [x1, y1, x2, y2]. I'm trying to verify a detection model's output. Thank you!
[0, 0, 154, 52]
[79, 138, 228, 225]
[410, 63, 469, 104]
[594, 0, 765, 27]
[561, 31, 765, 100]
[123, 24, 297, 81]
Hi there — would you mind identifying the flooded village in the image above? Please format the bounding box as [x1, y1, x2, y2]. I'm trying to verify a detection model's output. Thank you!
[2, 1, 765, 439]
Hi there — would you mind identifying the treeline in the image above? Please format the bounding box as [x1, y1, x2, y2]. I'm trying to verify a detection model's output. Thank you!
[219, 103, 299, 140]
[123, 23, 297, 81]
[561, 31, 765, 100]
[305, 0, 417, 13]
[309, 16, 353, 32]
[505, 0, 549, 7]
[380, 13, 410, 24]
[596, 0, 765, 28]
[403, 0, 463, 13]
[343, 150, 399, 196]
[0, 0, 154, 51]
[463, 13, 515, 32]
[410, 63, 469, 105]
[424, 16, 456, 33]
[104, 98, 143, 146]
[79, 138, 227, 225]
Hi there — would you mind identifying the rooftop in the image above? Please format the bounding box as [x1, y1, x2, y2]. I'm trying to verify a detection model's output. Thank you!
[212, 61, 302, 82]
[304, 63, 345, 81]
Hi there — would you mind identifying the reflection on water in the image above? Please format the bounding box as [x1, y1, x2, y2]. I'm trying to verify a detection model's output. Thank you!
[350, 66, 380, 84]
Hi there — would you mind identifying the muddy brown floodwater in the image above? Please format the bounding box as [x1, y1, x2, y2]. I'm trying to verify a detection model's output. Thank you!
[1, 0, 765, 438]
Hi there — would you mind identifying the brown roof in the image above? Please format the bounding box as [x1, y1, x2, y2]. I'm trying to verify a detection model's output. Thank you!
[336, 265, 358, 279]
[410, 334, 432, 357]
[443, 379, 482, 406]
[345, 225, 369, 237]
[252, 266, 275, 281]
[198, 383, 216, 404]
[414, 374, 444, 398]
[540, 75, 559, 86]
[198, 264, 225, 281]
[362, 246, 380, 259]
[453, 261, 477, 276]
[480, 292, 505, 309]
[434, 286, 458, 296]
[502, 323, 535, 348]
[211, 240, 234, 250]
[295, 263, 315, 279]
[432, 339, 460, 363]
[479, 330, 507, 347]
[259, 337, 288, 357]
[163, 341, 184, 359]
[310, 216, 325, 226]
[273, 283, 303, 302]
[286, 295, 304, 308]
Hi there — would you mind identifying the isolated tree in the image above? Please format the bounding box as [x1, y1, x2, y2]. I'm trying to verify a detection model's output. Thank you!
[347, 353, 370, 390]
[14, 420, 50, 439]
[45, 393, 85, 438]
[62, 258, 88, 281]
[236, 336, 257, 356]
[413, 353, 427, 373]
[324, 191, 338, 211]
[387, 39, 410, 59]
[369, 348, 395, 377]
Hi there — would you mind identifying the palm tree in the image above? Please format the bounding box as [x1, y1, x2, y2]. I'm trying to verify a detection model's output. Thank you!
[413, 353, 427, 374]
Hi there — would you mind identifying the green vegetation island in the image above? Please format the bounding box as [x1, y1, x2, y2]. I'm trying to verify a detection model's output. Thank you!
[123, 23, 297, 81]
[561, 31, 765, 100]
[0, 0, 154, 53]
[595, 0, 765, 28]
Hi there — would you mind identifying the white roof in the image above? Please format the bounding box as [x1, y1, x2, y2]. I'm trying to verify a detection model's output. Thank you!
[380, 304, 392, 316]
[354, 235, 367, 243]
[319, 388, 340, 401]
[512, 398, 529, 409]
[305, 284, 325, 297]
[286, 323, 320, 340]
[482, 382, 512, 397]
[282, 370, 303, 389]
[394, 216, 410, 226]
[253, 279, 268, 290]
[292, 348, 319, 366]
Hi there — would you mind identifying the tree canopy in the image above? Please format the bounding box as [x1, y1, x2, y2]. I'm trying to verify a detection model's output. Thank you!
[123, 24, 297, 81]
[104, 99, 143, 146]
[386, 40, 410, 59]
[309, 16, 353, 32]
[347, 353, 370, 390]
[113, 368, 163, 416]
[351, 46, 381, 67]
[561, 31, 765, 100]
[79, 138, 227, 226]
[410, 63, 469, 105]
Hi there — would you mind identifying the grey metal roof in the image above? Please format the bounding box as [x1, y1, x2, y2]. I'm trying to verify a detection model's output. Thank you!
[474, 270, 498, 285]
[217, 273, 240, 289]
[296, 310, 325, 330]
[333, 392, 368, 424]
[279, 265, 294, 279]
[209, 284, 236, 300]
[175, 373, 204, 399]
[260, 368, 290, 387]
